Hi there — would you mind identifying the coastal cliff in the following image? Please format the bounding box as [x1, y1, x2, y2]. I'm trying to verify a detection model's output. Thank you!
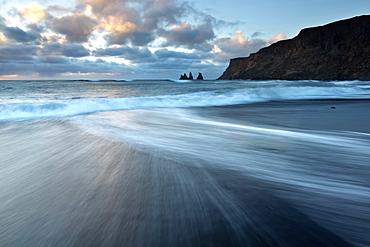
[218, 15, 370, 80]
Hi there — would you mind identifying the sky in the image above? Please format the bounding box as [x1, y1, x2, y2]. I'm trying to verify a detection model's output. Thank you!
[0, 0, 369, 80]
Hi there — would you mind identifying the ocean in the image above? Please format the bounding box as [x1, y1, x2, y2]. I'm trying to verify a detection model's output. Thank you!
[0, 79, 369, 246]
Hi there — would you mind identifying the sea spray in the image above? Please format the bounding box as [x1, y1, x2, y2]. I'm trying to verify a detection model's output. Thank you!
[0, 80, 368, 121]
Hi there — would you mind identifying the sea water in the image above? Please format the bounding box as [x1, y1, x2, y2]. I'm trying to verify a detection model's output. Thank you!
[0, 79, 369, 246]
[1, 79, 369, 121]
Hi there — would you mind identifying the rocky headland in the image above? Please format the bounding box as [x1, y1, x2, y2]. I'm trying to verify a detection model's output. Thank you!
[218, 15, 370, 81]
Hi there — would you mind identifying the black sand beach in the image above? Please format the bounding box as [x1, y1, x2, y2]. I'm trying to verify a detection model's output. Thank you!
[197, 99, 370, 134]
[0, 99, 369, 247]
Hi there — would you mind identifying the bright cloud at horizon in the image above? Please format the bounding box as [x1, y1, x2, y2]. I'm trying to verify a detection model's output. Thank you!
[0, 0, 368, 79]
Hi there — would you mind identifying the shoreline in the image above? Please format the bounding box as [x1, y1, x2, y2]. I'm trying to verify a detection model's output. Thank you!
[193, 99, 370, 134]
[0, 100, 369, 246]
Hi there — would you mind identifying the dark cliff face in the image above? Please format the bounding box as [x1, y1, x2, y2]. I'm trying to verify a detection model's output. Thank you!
[218, 15, 370, 81]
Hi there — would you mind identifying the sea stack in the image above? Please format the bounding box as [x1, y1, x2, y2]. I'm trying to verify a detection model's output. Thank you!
[197, 72, 204, 80]
[179, 72, 198, 80]
[218, 15, 370, 81]
[179, 73, 189, 80]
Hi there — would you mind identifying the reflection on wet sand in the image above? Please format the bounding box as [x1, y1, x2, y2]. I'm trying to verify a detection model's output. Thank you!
[0, 100, 369, 246]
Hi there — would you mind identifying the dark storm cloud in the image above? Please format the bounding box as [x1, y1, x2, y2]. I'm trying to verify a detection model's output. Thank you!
[51, 13, 97, 42]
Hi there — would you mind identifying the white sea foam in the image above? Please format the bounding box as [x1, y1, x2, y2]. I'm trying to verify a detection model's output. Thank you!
[0, 84, 368, 121]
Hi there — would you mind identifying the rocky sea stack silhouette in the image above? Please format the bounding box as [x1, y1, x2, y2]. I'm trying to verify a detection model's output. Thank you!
[179, 72, 204, 80]
[197, 72, 204, 80]
[218, 15, 370, 81]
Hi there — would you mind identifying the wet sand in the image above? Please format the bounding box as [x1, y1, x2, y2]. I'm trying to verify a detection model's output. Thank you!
[0, 100, 369, 246]
[197, 99, 370, 133]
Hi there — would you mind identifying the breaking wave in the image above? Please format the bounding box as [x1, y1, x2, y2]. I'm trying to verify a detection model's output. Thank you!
[0, 85, 368, 121]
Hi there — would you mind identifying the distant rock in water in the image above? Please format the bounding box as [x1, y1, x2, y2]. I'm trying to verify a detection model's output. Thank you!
[179, 72, 203, 80]
[218, 15, 370, 81]
[179, 73, 189, 80]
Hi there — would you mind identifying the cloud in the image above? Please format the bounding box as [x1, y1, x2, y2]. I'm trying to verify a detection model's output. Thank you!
[78, 0, 119, 13]
[0, 32, 7, 44]
[266, 32, 287, 45]
[0, 45, 39, 77]
[213, 30, 286, 62]
[0, 56, 126, 77]
[104, 27, 155, 46]
[0, 44, 39, 61]
[214, 30, 262, 54]
[51, 13, 97, 42]
[0, 0, 287, 79]
[0, 20, 41, 43]
[154, 48, 212, 60]
[251, 31, 262, 38]
[0, 21, 48, 44]
[0, 42, 89, 68]
[47, 5, 74, 15]
[78, 0, 141, 45]
[140, 57, 222, 79]
[37, 56, 70, 64]
[155, 48, 199, 59]
[161, 22, 215, 48]
[99, 14, 137, 33]
[41, 43, 90, 57]
[17, 3, 50, 24]
[141, 0, 188, 28]
[89, 0, 181, 46]
[94, 46, 155, 63]
[76, 0, 219, 47]
[94, 46, 128, 56]
[32, 58, 123, 76]
[129, 31, 155, 46]
[0, 44, 38, 55]
[61, 44, 90, 57]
